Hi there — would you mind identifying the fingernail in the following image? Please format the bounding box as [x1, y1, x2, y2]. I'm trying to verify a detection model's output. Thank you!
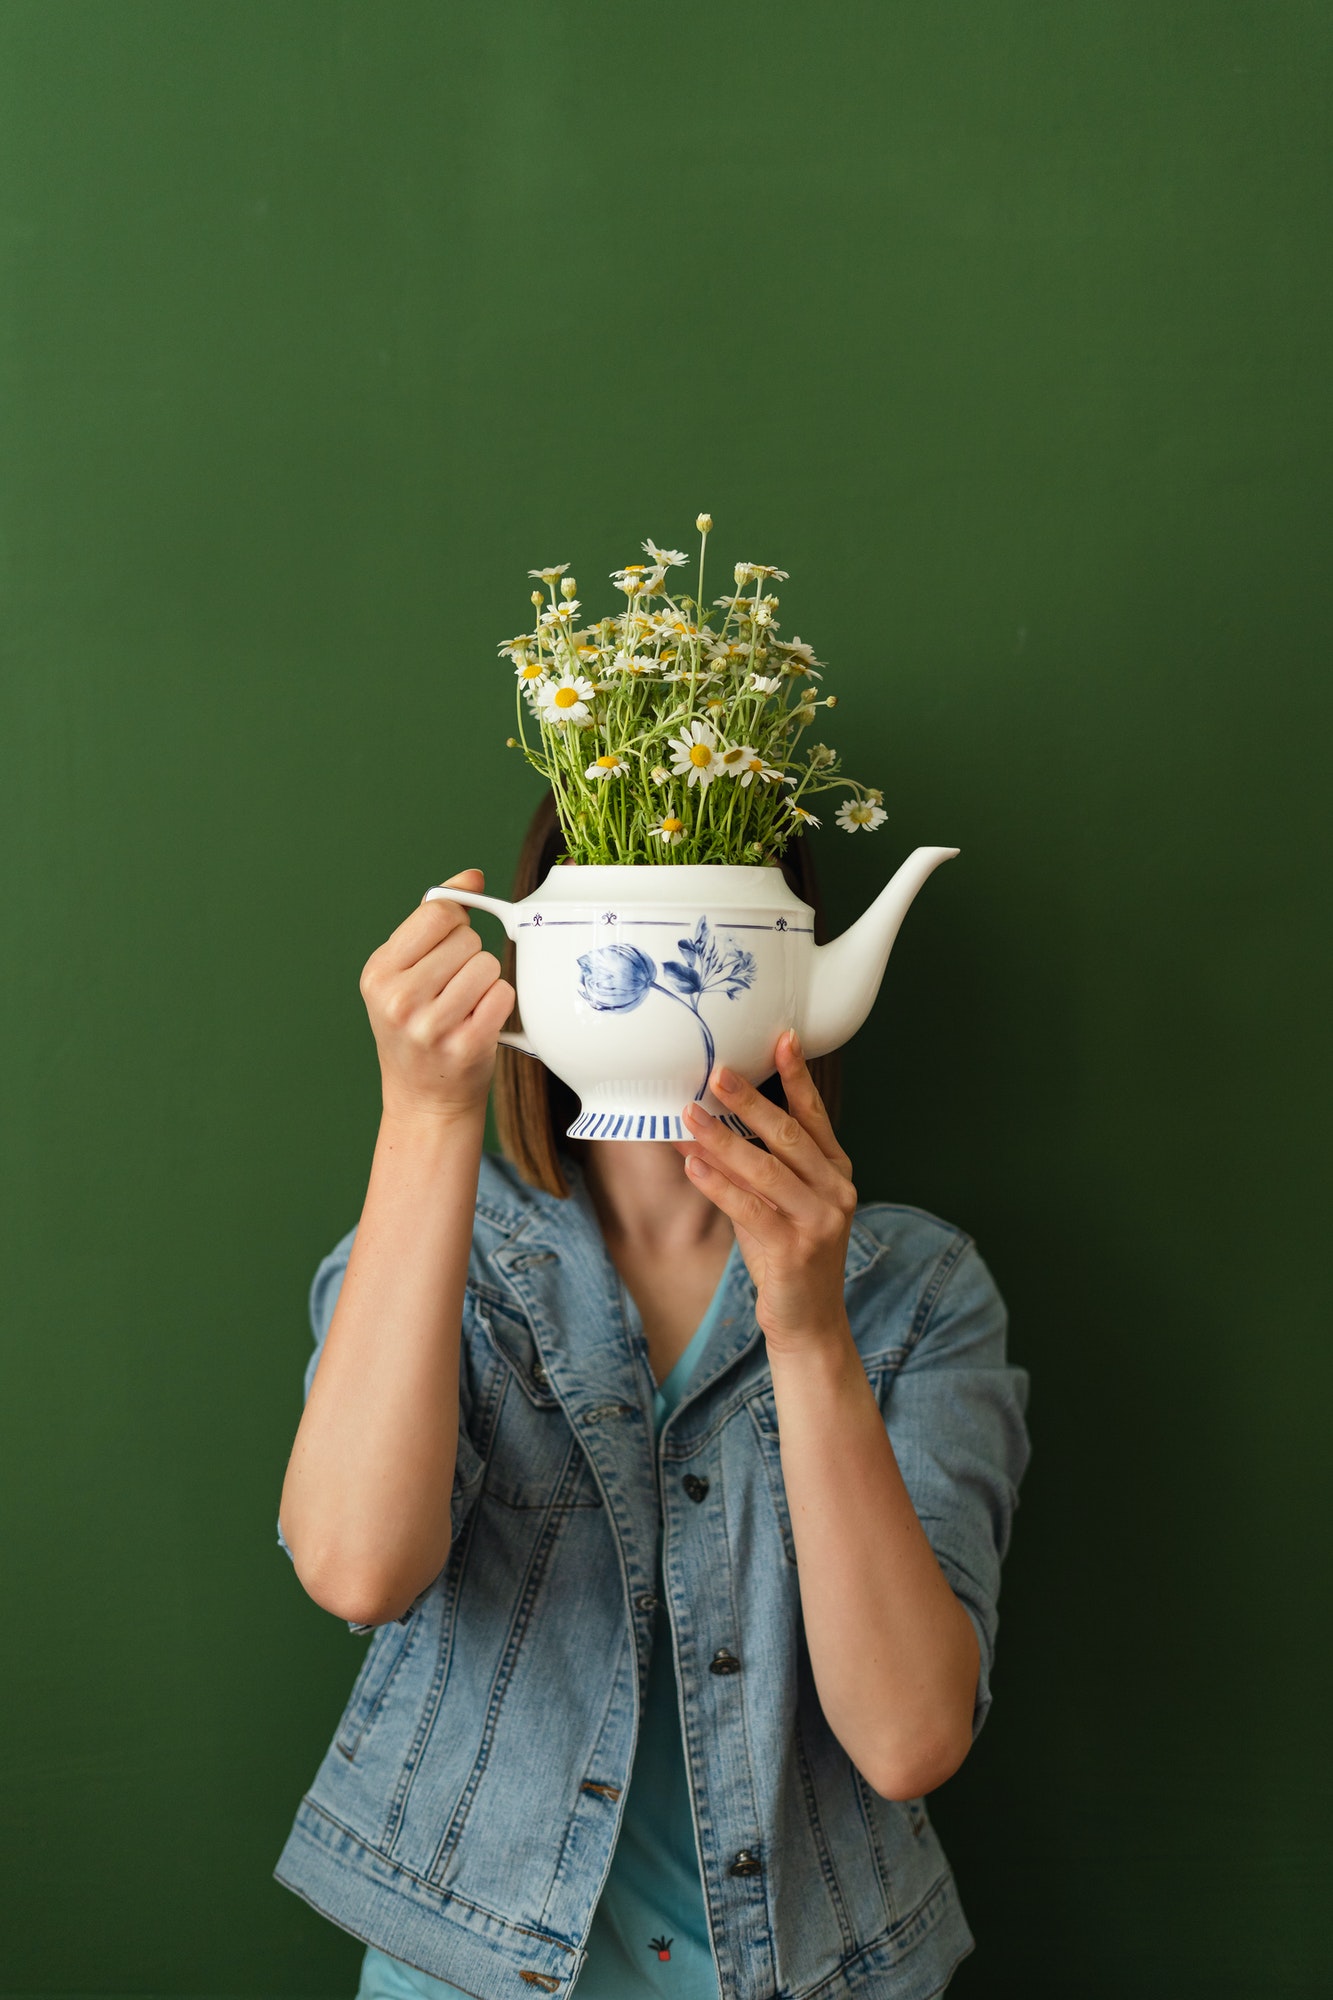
[715, 1066, 738, 1092]
[683, 1100, 709, 1122]
[787, 1029, 803, 1057]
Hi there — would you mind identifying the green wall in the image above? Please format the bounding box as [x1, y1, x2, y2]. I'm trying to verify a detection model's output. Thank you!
[3, 2, 1329, 1993]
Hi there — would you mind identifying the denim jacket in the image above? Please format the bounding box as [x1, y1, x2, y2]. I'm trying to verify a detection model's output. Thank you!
[274, 1150, 1031, 2000]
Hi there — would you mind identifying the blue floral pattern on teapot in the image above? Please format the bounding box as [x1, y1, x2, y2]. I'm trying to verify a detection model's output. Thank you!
[577, 919, 756, 1101]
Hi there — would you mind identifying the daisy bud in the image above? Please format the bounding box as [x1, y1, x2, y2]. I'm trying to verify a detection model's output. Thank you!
[734, 562, 749, 586]
[506, 736, 519, 748]
[561, 577, 578, 599]
[696, 513, 713, 533]
[651, 766, 670, 784]
[824, 694, 838, 707]
[531, 590, 543, 606]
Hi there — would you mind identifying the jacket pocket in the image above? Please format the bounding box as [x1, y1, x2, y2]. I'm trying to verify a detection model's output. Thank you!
[471, 1294, 604, 1511]
[335, 1612, 417, 1761]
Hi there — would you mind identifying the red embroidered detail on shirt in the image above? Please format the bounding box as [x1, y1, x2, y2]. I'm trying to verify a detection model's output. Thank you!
[650, 1936, 674, 1961]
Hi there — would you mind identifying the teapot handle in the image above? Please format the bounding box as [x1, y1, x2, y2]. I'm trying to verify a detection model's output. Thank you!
[421, 884, 537, 1057]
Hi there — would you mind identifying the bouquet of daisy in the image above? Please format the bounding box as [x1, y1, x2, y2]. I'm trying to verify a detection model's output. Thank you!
[500, 514, 886, 865]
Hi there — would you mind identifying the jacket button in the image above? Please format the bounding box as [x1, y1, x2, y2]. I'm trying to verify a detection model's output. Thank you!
[530, 1360, 550, 1388]
[728, 1848, 762, 1876]
[683, 1475, 709, 1502]
[709, 1648, 742, 1675]
[635, 1592, 658, 1613]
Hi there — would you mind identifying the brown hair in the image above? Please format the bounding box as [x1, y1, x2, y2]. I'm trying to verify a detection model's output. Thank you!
[493, 793, 842, 1197]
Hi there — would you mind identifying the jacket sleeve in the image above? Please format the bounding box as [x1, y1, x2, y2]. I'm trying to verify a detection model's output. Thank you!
[879, 1235, 1031, 1744]
[276, 1226, 488, 1633]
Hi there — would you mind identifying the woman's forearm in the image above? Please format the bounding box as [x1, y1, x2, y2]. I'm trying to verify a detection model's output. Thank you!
[768, 1317, 980, 1800]
[278, 1103, 485, 1626]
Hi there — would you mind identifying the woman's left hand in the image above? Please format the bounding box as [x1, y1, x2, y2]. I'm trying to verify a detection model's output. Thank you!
[678, 1030, 857, 1354]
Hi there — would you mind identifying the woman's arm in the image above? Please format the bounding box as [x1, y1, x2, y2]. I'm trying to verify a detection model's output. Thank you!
[678, 1037, 980, 1801]
[278, 871, 514, 1629]
[762, 1326, 979, 1800]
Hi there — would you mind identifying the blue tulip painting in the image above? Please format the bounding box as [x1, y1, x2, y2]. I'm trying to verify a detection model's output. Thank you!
[576, 919, 757, 1101]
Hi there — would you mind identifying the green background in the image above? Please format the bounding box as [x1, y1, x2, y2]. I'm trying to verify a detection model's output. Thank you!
[3, 1, 1329, 1993]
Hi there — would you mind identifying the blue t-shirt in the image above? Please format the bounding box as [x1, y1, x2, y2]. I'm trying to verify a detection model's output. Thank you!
[356, 1277, 728, 2000]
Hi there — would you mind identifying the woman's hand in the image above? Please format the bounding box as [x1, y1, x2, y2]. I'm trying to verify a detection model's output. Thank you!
[678, 1031, 857, 1353]
[359, 869, 515, 1123]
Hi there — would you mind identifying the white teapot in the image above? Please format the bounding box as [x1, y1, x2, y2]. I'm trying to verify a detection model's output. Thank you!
[426, 849, 957, 1140]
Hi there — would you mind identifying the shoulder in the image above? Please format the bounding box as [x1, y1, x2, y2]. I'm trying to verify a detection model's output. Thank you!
[473, 1148, 571, 1235]
[844, 1200, 1005, 1358]
[309, 1222, 358, 1327]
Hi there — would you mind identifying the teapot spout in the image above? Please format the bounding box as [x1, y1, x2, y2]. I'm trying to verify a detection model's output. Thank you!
[801, 846, 959, 1059]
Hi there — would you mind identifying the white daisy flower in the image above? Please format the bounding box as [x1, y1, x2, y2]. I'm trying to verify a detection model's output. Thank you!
[748, 673, 783, 694]
[718, 742, 757, 777]
[537, 674, 596, 725]
[643, 539, 689, 568]
[737, 754, 790, 789]
[776, 636, 823, 672]
[751, 600, 773, 627]
[790, 804, 821, 828]
[539, 601, 580, 627]
[585, 751, 629, 780]
[742, 562, 790, 581]
[513, 656, 549, 687]
[528, 564, 570, 582]
[668, 720, 723, 787]
[648, 812, 686, 845]
[836, 799, 887, 832]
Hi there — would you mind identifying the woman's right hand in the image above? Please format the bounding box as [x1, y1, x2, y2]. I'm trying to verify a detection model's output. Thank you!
[358, 869, 515, 1121]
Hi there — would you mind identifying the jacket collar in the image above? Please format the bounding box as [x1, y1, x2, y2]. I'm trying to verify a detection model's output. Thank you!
[477, 1147, 888, 1382]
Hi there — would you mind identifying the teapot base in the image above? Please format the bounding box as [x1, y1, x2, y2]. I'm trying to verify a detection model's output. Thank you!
[566, 1107, 754, 1144]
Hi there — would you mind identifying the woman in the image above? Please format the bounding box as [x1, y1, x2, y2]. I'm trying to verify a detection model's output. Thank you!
[274, 798, 1031, 1999]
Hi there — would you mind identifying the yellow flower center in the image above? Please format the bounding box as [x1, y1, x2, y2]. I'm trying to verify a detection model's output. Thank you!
[748, 757, 764, 773]
[689, 744, 712, 767]
[553, 687, 580, 709]
[520, 662, 542, 679]
[661, 817, 684, 834]
[596, 754, 620, 769]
